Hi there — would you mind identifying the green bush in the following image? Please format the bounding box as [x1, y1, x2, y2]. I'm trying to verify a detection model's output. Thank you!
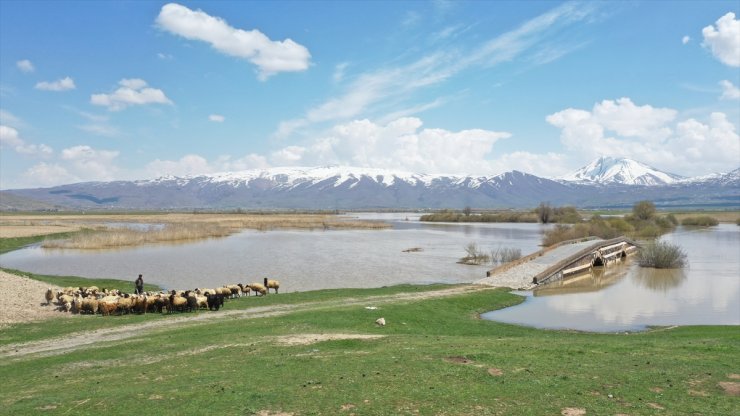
[681, 216, 719, 226]
[633, 200, 656, 221]
[638, 241, 688, 269]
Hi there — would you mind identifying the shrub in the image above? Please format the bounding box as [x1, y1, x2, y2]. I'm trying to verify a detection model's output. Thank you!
[638, 241, 688, 269]
[535, 202, 553, 224]
[666, 213, 679, 226]
[490, 247, 522, 264]
[608, 218, 634, 233]
[681, 216, 719, 227]
[633, 200, 656, 221]
[459, 243, 490, 265]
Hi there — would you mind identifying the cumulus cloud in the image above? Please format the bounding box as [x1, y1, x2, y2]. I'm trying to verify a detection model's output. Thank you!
[0, 124, 54, 158]
[16, 59, 34, 73]
[0, 109, 22, 127]
[719, 79, 740, 100]
[682, 35, 690, 45]
[91, 78, 172, 111]
[145, 153, 269, 177]
[269, 117, 510, 175]
[21, 163, 77, 187]
[547, 98, 740, 176]
[156, 3, 311, 80]
[702, 12, 740, 67]
[35, 76, 76, 91]
[208, 114, 225, 122]
[60, 145, 120, 180]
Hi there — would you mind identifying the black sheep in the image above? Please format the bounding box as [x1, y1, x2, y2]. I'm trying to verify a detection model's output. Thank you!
[206, 293, 224, 311]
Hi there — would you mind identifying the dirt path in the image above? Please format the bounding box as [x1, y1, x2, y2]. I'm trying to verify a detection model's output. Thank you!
[0, 284, 491, 361]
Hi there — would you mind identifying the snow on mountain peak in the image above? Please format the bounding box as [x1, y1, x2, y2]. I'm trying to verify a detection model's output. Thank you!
[561, 157, 684, 186]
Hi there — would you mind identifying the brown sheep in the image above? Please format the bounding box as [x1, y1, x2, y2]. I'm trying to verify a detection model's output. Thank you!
[98, 300, 118, 316]
[263, 278, 280, 294]
[44, 288, 54, 305]
[248, 283, 267, 296]
[238, 283, 251, 297]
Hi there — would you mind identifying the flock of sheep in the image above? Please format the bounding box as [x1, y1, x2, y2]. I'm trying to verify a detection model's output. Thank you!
[43, 278, 280, 316]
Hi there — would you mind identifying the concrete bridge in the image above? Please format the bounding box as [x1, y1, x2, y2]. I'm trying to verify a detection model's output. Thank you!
[476, 236, 639, 290]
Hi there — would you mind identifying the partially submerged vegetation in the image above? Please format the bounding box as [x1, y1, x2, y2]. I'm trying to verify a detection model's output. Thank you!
[638, 241, 688, 269]
[543, 201, 680, 246]
[420, 205, 582, 224]
[681, 215, 720, 227]
[459, 243, 521, 266]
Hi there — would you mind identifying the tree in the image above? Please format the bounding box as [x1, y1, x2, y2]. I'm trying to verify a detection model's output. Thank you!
[536, 202, 553, 224]
[633, 200, 656, 221]
[462, 206, 472, 216]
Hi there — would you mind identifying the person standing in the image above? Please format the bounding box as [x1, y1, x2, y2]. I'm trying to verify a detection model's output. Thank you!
[135, 274, 144, 294]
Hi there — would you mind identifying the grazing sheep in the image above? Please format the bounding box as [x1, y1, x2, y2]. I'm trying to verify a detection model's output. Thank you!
[263, 278, 280, 294]
[98, 300, 118, 316]
[79, 296, 99, 315]
[206, 293, 224, 311]
[58, 294, 75, 312]
[237, 283, 251, 297]
[169, 293, 187, 313]
[44, 288, 54, 305]
[225, 284, 241, 298]
[248, 283, 267, 296]
[117, 294, 134, 315]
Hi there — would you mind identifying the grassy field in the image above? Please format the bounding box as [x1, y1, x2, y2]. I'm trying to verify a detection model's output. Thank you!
[0, 284, 738, 415]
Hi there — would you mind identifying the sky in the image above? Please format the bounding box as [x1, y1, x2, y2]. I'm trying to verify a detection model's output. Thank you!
[1, 0, 739, 189]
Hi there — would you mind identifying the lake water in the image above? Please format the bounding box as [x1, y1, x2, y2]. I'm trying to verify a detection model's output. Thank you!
[1, 215, 737, 332]
[0, 213, 546, 291]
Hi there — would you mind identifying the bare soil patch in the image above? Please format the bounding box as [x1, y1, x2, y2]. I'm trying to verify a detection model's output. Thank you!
[255, 411, 294, 416]
[444, 356, 474, 365]
[487, 367, 503, 376]
[274, 333, 384, 346]
[718, 381, 740, 396]
[728, 373, 740, 379]
[561, 408, 586, 416]
[647, 402, 665, 410]
[0, 271, 63, 328]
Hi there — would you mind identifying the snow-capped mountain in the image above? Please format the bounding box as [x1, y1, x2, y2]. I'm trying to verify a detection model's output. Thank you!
[1, 162, 737, 210]
[560, 157, 684, 186]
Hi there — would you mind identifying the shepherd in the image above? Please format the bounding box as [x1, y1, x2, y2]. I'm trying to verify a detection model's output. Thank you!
[135, 274, 144, 295]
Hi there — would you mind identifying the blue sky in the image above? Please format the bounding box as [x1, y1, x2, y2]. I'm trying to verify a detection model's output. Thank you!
[1, 0, 738, 189]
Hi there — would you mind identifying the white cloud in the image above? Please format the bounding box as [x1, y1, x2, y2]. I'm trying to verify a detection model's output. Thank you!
[719, 79, 740, 100]
[270, 117, 510, 175]
[157, 52, 173, 60]
[275, 2, 599, 137]
[16, 59, 34, 73]
[145, 153, 269, 177]
[702, 12, 740, 67]
[60, 145, 120, 181]
[682, 35, 690, 45]
[208, 114, 225, 122]
[0, 125, 23, 147]
[0, 124, 54, 159]
[91, 78, 172, 111]
[35, 76, 76, 91]
[156, 3, 311, 80]
[547, 98, 740, 176]
[491, 151, 570, 178]
[22, 163, 77, 187]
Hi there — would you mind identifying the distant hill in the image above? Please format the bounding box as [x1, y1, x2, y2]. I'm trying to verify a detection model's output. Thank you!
[1, 160, 738, 211]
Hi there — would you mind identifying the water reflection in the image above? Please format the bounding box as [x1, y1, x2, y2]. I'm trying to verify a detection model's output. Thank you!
[533, 263, 628, 297]
[632, 267, 687, 292]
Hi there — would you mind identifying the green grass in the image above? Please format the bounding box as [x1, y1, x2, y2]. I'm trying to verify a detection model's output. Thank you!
[0, 232, 78, 254]
[1, 286, 738, 415]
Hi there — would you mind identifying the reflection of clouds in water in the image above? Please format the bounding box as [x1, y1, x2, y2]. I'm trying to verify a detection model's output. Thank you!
[544, 268, 740, 325]
[632, 268, 686, 291]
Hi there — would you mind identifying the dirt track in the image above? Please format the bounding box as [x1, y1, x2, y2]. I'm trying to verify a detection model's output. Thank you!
[0, 270, 62, 328]
[0, 283, 490, 361]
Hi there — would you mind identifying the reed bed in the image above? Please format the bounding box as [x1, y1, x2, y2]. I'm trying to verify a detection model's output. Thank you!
[638, 241, 688, 269]
[34, 214, 389, 249]
[680, 215, 719, 226]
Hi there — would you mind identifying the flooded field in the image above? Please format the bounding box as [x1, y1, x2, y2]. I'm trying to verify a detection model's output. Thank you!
[482, 224, 740, 332]
[1, 214, 737, 332]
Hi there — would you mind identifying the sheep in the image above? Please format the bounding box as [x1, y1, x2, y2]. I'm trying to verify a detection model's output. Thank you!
[44, 288, 54, 305]
[248, 283, 267, 296]
[206, 293, 224, 311]
[224, 284, 241, 298]
[169, 293, 187, 313]
[58, 294, 75, 312]
[263, 278, 280, 294]
[237, 283, 251, 297]
[116, 294, 134, 315]
[98, 300, 118, 316]
[79, 296, 99, 315]
[185, 291, 199, 312]
[132, 294, 148, 314]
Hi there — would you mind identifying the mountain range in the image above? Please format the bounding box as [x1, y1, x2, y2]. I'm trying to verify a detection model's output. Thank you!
[1, 158, 737, 210]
